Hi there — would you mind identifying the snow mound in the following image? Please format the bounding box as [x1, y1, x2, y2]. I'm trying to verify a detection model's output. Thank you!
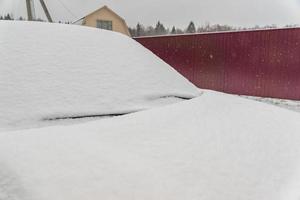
[0, 21, 200, 130]
[1, 91, 300, 200]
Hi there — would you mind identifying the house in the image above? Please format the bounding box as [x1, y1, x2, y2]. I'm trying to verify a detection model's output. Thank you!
[74, 5, 131, 36]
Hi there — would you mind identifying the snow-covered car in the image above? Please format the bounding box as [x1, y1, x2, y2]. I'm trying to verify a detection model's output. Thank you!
[1, 21, 300, 200]
[0, 21, 200, 131]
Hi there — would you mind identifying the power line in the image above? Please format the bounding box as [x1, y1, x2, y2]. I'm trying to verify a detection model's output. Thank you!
[55, 0, 77, 19]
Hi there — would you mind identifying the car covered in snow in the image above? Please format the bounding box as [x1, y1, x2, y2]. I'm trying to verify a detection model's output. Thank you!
[1, 21, 300, 200]
[0, 21, 200, 130]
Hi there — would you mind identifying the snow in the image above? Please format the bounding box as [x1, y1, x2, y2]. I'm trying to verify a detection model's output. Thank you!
[2, 21, 300, 200]
[1, 90, 300, 200]
[243, 95, 300, 113]
[0, 21, 200, 131]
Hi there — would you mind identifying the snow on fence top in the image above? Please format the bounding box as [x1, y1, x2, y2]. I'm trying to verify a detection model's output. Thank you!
[0, 21, 200, 130]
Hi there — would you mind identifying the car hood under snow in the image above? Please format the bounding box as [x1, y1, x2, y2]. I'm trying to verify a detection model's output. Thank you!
[1, 91, 300, 200]
[0, 21, 200, 131]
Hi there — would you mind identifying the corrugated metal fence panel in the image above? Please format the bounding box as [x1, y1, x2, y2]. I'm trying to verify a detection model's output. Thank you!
[135, 28, 300, 100]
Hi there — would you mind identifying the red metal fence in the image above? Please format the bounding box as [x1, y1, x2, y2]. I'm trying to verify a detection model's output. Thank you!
[135, 28, 300, 100]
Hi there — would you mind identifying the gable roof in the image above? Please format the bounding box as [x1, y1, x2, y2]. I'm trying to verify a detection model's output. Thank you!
[72, 5, 131, 36]
[73, 5, 126, 25]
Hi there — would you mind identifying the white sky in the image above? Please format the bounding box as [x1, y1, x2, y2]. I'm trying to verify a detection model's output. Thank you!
[0, 0, 300, 28]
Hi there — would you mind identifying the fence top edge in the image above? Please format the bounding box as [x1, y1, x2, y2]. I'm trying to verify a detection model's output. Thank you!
[133, 26, 300, 39]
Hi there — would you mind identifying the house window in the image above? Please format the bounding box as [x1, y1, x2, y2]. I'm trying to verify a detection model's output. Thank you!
[96, 20, 113, 30]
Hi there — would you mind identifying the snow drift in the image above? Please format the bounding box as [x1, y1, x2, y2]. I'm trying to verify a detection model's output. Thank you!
[0, 21, 199, 130]
[1, 91, 300, 200]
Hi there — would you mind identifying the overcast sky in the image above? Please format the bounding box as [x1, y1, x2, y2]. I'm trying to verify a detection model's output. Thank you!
[1, 0, 300, 28]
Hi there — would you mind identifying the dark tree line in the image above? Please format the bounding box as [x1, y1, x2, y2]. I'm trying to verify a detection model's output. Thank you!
[0, 14, 44, 21]
[0, 14, 17, 20]
[129, 21, 299, 37]
[0, 14, 69, 23]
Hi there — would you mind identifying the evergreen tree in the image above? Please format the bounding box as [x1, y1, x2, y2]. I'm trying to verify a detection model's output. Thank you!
[4, 14, 12, 20]
[128, 27, 137, 37]
[186, 21, 196, 33]
[171, 26, 176, 34]
[204, 22, 210, 32]
[136, 23, 145, 37]
[136, 23, 142, 37]
[145, 26, 155, 36]
[0, 16, 3, 20]
[155, 21, 167, 35]
[176, 28, 184, 34]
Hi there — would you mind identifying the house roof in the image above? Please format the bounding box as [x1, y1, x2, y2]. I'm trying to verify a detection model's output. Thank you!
[73, 5, 127, 24]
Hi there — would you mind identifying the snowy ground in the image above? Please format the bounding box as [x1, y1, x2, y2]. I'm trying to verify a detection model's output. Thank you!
[243, 96, 300, 113]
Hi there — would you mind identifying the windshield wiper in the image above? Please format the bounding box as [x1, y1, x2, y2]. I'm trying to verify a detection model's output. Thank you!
[42, 112, 134, 121]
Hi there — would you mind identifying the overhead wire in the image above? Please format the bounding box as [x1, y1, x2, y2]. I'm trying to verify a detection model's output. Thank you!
[3, 0, 78, 22]
[54, 0, 77, 19]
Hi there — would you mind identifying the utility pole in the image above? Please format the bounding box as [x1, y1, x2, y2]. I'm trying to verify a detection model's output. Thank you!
[26, 0, 53, 22]
[39, 0, 53, 22]
[26, 0, 36, 21]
